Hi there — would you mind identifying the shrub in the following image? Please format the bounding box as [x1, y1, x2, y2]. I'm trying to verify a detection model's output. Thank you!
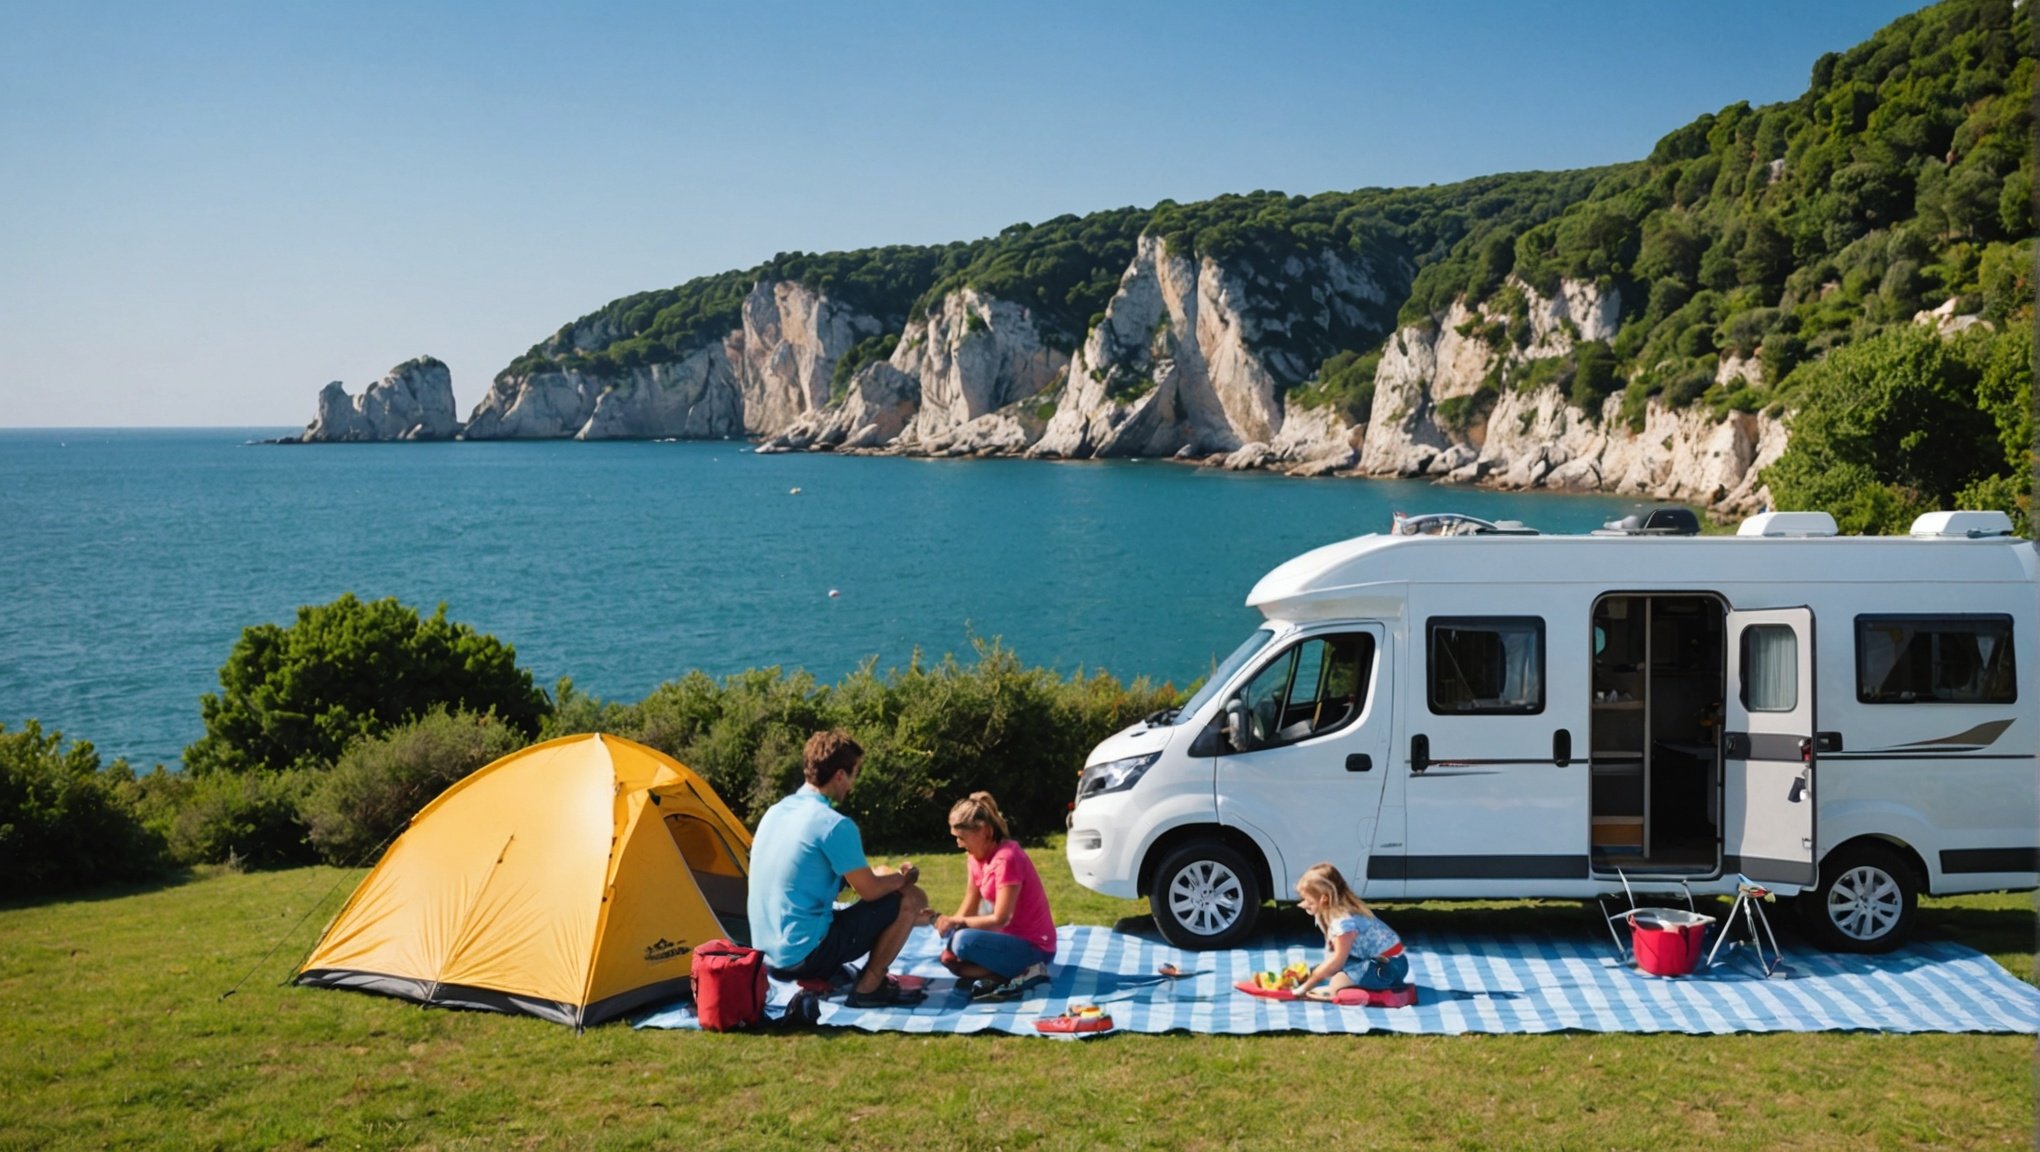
[1763, 325, 2005, 533]
[1569, 342, 1620, 414]
[184, 594, 549, 777]
[536, 640, 1177, 848]
[165, 768, 316, 869]
[0, 722, 168, 898]
[825, 640, 1176, 847]
[1294, 348, 1381, 422]
[299, 708, 525, 866]
[655, 668, 830, 820]
[1434, 383, 1499, 435]
[829, 333, 899, 401]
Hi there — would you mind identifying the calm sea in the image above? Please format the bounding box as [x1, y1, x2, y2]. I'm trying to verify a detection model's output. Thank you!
[0, 429, 1644, 768]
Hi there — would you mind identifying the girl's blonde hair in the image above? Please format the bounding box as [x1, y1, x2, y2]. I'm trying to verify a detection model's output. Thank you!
[947, 791, 1009, 842]
[1296, 862, 1372, 938]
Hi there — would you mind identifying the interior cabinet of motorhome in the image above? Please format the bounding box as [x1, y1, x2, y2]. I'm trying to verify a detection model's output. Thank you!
[1591, 595, 1725, 870]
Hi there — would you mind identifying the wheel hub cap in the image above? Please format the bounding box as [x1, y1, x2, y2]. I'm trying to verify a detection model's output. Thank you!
[1827, 865, 1902, 941]
[1169, 861, 1242, 936]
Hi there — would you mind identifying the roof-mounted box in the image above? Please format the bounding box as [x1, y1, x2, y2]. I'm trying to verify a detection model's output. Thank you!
[1908, 510, 2015, 538]
[1736, 511, 1839, 537]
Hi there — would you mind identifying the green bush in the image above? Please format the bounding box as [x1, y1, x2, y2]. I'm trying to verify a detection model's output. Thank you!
[830, 332, 899, 401]
[643, 667, 830, 820]
[544, 639, 1176, 848]
[299, 708, 525, 866]
[1763, 324, 2013, 533]
[0, 722, 168, 898]
[1293, 348, 1381, 422]
[1435, 382, 1499, 435]
[184, 594, 548, 777]
[825, 641, 1178, 847]
[164, 768, 315, 870]
[1570, 342, 1621, 413]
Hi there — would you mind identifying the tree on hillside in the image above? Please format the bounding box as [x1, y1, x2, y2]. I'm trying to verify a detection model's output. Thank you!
[183, 595, 548, 776]
[1762, 324, 2022, 534]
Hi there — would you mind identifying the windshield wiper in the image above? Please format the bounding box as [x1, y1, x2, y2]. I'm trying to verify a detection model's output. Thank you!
[1144, 707, 1181, 727]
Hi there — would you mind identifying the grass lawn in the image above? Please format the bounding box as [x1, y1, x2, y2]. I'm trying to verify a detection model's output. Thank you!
[1, 837, 2032, 1151]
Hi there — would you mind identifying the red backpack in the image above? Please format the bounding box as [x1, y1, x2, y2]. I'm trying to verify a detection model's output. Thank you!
[691, 939, 768, 1031]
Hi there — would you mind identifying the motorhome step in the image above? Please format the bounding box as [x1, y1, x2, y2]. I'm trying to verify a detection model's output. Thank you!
[1592, 816, 1644, 847]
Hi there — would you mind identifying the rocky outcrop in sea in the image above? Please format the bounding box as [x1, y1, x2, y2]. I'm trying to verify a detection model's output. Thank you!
[297, 356, 460, 442]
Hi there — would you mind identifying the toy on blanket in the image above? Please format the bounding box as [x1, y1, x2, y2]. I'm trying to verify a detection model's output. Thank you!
[1233, 978, 1419, 1008]
[1035, 1002, 1114, 1034]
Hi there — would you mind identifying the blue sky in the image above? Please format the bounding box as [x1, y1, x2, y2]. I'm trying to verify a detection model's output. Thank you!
[0, 0, 1925, 427]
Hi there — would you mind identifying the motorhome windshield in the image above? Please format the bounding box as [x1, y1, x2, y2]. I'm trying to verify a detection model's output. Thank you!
[1172, 628, 1276, 724]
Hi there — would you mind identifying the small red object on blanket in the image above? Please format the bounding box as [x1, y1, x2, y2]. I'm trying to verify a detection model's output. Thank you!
[1233, 979, 1418, 1008]
[1035, 1010, 1113, 1033]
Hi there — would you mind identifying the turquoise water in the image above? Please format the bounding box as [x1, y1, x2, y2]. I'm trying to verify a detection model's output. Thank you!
[0, 429, 1644, 768]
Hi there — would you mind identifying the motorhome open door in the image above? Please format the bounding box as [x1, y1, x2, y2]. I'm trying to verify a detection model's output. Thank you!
[1722, 607, 1816, 887]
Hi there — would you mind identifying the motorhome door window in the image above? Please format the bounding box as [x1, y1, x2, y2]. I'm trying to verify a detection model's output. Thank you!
[1740, 625, 1800, 712]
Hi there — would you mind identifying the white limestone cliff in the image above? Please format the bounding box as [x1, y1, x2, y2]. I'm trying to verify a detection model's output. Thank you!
[299, 356, 461, 442]
[462, 281, 878, 440]
[1030, 234, 1388, 462]
[890, 289, 1066, 453]
[1351, 276, 1785, 513]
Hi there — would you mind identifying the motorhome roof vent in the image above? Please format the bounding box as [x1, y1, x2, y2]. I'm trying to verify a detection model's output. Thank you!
[1908, 510, 2015, 538]
[1736, 511, 1839, 537]
[1592, 507, 1700, 536]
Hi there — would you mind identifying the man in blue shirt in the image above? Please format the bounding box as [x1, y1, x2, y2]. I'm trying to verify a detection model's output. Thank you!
[747, 729, 930, 1007]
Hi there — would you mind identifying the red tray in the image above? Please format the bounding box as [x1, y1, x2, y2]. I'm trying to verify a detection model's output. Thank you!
[1035, 1012, 1113, 1034]
[1233, 980, 1417, 1008]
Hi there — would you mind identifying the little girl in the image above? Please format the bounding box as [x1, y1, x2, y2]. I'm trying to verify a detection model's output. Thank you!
[1291, 861, 1408, 998]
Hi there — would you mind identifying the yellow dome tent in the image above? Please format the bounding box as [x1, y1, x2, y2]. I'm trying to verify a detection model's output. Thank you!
[296, 733, 751, 1029]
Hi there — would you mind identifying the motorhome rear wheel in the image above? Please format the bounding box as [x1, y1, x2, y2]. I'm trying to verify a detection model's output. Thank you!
[1797, 842, 1920, 954]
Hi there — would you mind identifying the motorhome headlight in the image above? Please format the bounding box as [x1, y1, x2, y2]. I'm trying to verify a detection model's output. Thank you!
[1077, 752, 1160, 801]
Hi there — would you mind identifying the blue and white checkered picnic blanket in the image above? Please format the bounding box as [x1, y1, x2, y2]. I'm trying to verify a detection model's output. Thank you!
[634, 923, 2040, 1036]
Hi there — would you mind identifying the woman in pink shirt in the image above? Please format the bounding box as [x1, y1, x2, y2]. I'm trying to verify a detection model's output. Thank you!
[934, 791, 1058, 1000]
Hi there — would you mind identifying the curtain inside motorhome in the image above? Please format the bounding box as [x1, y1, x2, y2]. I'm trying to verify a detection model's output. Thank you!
[1501, 631, 1541, 706]
[1744, 625, 1797, 712]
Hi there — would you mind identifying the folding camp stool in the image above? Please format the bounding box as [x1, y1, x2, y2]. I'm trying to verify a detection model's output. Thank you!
[1596, 869, 1696, 965]
[1704, 874, 1788, 978]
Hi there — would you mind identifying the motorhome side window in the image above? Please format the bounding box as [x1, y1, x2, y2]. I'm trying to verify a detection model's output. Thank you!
[1855, 614, 2017, 704]
[1233, 633, 1374, 749]
[1427, 617, 1544, 715]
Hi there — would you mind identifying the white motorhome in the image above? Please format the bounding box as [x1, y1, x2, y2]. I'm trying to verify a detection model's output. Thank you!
[1066, 509, 2039, 953]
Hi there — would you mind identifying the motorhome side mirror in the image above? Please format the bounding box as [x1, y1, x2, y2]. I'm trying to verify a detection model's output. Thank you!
[1223, 699, 1251, 753]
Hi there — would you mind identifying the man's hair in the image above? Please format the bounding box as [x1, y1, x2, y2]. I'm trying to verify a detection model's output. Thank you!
[804, 729, 864, 787]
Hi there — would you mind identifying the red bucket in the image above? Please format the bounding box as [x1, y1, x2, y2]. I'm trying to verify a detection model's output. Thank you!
[1628, 909, 1713, 977]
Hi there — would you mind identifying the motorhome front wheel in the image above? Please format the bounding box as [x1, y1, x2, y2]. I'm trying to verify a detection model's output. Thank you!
[1798, 842, 1919, 954]
[1150, 841, 1262, 949]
